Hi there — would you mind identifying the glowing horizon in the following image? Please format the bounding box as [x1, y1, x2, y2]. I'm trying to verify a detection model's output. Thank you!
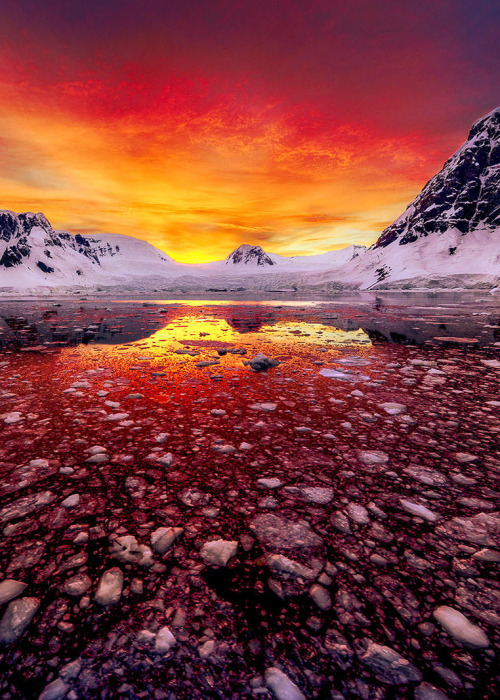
[0, 1, 498, 263]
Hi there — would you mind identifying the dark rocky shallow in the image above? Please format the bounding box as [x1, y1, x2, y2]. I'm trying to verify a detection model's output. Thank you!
[0, 295, 498, 699]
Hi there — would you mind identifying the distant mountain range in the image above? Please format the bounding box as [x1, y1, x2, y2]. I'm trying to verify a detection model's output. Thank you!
[0, 213, 366, 291]
[1, 106, 499, 293]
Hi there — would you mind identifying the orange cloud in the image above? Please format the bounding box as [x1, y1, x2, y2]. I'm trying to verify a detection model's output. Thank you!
[0, 60, 455, 262]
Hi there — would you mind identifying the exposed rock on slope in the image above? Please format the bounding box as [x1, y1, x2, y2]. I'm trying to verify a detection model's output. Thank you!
[319, 106, 500, 289]
[2, 106, 500, 293]
[225, 244, 275, 267]
[376, 107, 500, 248]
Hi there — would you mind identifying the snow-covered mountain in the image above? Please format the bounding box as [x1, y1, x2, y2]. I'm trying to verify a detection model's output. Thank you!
[0, 210, 194, 289]
[0, 213, 366, 291]
[322, 105, 500, 289]
[205, 243, 366, 274]
[1, 105, 499, 294]
[268, 245, 366, 271]
[224, 244, 275, 267]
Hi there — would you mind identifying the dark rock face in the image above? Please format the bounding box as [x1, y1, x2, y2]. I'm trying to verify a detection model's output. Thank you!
[226, 244, 275, 266]
[36, 261, 54, 274]
[375, 107, 500, 249]
[0, 211, 52, 244]
[0, 242, 30, 268]
[0, 211, 124, 272]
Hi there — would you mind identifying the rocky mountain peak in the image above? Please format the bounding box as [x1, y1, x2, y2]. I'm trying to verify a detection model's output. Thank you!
[225, 244, 275, 266]
[0, 210, 51, 244]
[374, 105, 500, 249]
[0, 210, 106, 269]
[468, 105, 500, 140]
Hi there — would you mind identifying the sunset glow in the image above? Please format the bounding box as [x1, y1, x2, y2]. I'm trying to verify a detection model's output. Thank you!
[1, 1, 498, 261]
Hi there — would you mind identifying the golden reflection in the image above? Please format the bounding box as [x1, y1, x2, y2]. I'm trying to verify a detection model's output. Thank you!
[136, 318, 236, 349]
[110, 300, 327, 307]
[259, 322, 371, 346]
[121, 315, 371, 355]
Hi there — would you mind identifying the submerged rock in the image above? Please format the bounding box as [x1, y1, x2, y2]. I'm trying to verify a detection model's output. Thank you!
[0, 597, 40, 644]
[358, 641, 422, 685]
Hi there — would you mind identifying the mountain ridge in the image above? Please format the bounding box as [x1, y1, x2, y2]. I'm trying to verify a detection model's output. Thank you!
[0, 209, 367, 289]
[1, 105, 500, 292]
[374, 105, 500, 250]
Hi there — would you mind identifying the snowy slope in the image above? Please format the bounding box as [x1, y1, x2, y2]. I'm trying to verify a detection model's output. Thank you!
[0, 215, 368, 291]
[321, 226, 500, 290]
[2, 105, 500, 294]
[268, 245, 366, 271]
[0, 210, 196, 289]
[320, 106, 500, 289]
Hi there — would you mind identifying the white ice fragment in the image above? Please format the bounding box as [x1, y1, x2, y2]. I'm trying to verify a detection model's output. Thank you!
[200, 539, 238, 567]
[155, 626, 177, 654]
[95, 568, 123, 606]
[433, 605, 489, 648]
[3, 412, 23, 425]
[265, 667, 305, 700]
[257, 478, 282, 490]
[61, 494, 80, 509]
[400, 499, 440, 522]
[106, 413, 130, 421]
[378, 402, 407, 415]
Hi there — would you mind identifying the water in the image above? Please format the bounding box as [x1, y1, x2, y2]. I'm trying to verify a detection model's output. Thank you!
[0, 294, 498, 698]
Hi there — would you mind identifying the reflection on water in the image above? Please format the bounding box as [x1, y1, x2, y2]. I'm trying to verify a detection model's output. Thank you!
[1, 294, 500, 699]
[1, 293, 499, 351]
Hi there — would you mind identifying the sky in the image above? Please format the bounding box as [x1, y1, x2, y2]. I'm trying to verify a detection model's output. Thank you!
[0, 1, 499, 262]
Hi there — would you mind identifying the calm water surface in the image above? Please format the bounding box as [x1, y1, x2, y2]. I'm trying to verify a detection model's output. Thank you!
[0, 294, 498, 699]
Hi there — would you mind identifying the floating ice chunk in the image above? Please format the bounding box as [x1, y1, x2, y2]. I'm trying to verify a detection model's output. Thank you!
[320, 368, 369, 382]
[433, 605, 489, 648]
[250, 402, 277, 412]
[265, 667, 305, 700]
[378, 402, 407, 415]
[0, 580, 27, 605]
[400, 499, 440, 522]
[155, 626, 176, 654]
[200, 539, 238, 567]
[3, 412, 23, 425]
[95, 568, 123, 606]
[106, 412, 130, 421]
[257, 477, 282, 490]
[61, 494, 80, 509]
[357, 450, 389, 465]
